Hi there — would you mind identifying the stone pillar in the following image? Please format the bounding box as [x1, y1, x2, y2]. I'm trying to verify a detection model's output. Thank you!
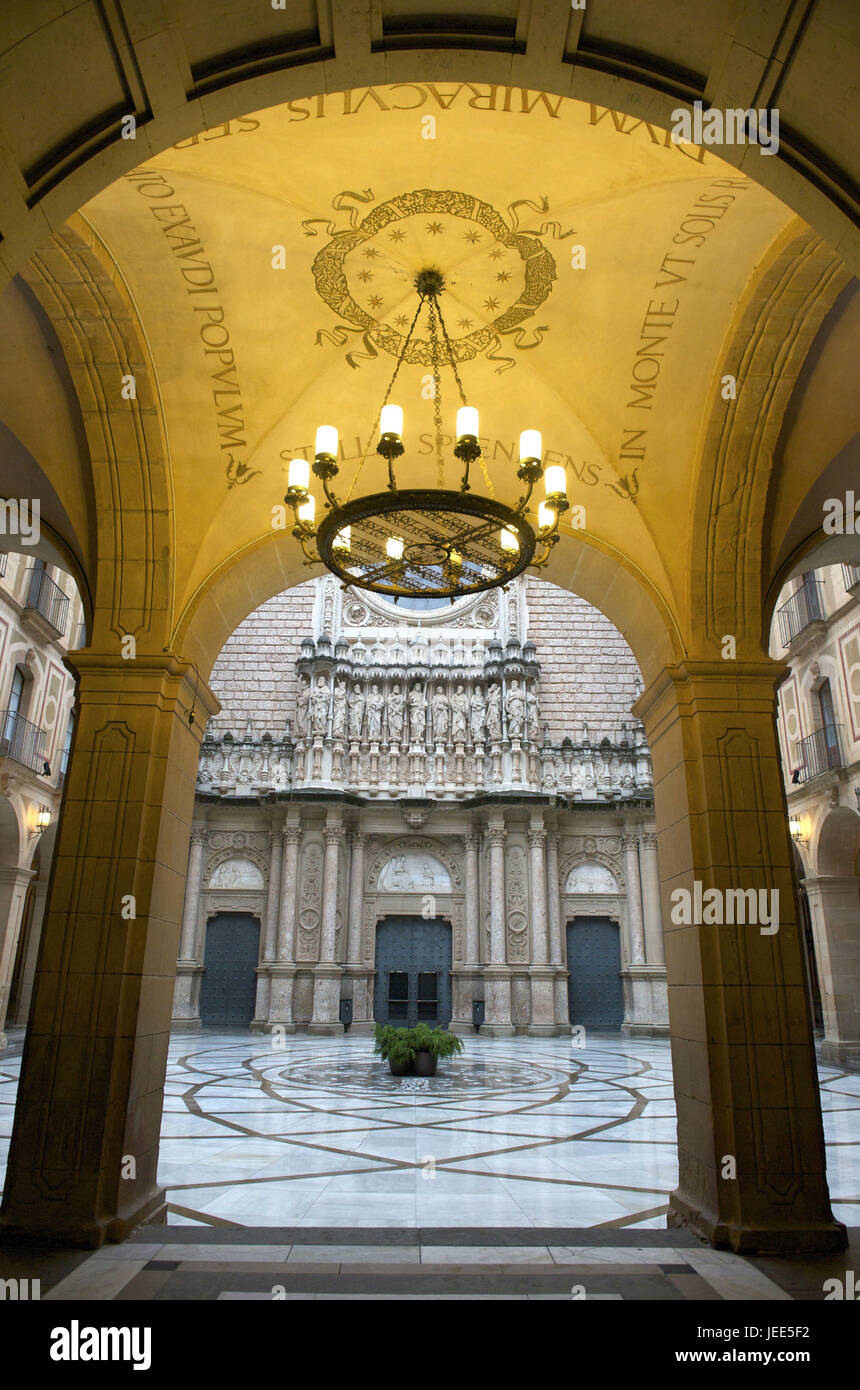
[636, 659, 844, 1253]
[483, 816, 513, 1035]
[252, 827, 282, 1027]
[804, 875, 860, 1067]
[0, 653, 218, 1246]
[527, 816, 555, 1033]
[173, 826, 207, 1027]
[310, 811, 344, 1033]
[269, 817, 302, 1030]
[640, 831, 666, 966]
[8, 878, 50, 1028]
[0, 866, 36, 1047]
[545, 829, 570, 1032]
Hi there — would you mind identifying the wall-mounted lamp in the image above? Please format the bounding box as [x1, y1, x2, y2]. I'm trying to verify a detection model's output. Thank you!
[789, 815, 805, 844]
[34, 805, 52, 832]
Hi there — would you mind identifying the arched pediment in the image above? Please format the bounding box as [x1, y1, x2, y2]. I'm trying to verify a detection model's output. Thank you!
[367, 837, 461, 892]
[560, 851, 624, 894]
[205, 849, 268, 889]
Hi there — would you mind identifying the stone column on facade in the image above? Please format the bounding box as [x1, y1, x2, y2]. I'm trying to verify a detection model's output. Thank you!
[173, 825, 207, 1028]
[527, 815, 555, 1033]
[804, 875, 860, 1067]
[639, 832, 666, 966]
[252, 827, 281, 1028]
[463, 831, 480, 965]
[310, 810, 344, 1033]
[344, 830, 374, 1034]
[622, 832, 647, 966]
[0, 866, 36, 1047]
[269, 815, 302, 1030]
[0, 653, 219, 1246]
[636, 659, 844, 1253]
[483, 815, 513, 1035]
[545, 829, 570, 1031]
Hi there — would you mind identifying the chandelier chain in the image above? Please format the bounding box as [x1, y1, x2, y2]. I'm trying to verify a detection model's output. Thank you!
[426, 298, 446, 488]
[345, 292, 425, 503]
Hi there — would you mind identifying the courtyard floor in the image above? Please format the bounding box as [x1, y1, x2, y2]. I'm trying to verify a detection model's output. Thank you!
[1, 1031, 859, 1301]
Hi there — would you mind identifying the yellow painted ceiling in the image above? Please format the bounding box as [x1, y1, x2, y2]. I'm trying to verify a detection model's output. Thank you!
[80, 86, 796, 627]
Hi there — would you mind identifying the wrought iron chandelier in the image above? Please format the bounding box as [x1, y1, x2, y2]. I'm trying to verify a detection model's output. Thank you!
[283, 268, 569, 600]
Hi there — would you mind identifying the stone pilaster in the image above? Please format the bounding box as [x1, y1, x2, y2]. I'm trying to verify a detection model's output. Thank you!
[622, 832, 646, 965]
[636, 659, 844, 1253]
[463, 830, 480, 965]
[345, 831, 366, 963]
[0, 653, 218, 1246]
[310, 811, 344, 1033]
[483, 816, 513, 1035]
[251, 828, 280, 1027]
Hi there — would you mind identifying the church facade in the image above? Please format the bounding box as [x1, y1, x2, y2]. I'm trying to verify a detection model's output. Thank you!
[173, 574, 668, 1037]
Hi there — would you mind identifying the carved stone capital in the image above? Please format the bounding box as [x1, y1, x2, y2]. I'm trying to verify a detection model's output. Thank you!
[282, 824, 303, 845]
[641, 832, 658, 851]
[621, 834, 640, 852]
[190, 826, 207, 847]
[527, 828, 546, 849]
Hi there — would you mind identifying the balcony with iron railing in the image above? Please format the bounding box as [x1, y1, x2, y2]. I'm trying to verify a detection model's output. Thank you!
[22, 566, 69, 639]
[794, 724, 844, 783]
[776, 578, 825, 648]
[843, 563, 860, 595]
[0, 710, 50, 776]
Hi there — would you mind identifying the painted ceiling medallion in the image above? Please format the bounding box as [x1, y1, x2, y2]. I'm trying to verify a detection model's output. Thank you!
[308, 188, 572, 372]
[282, 268, 570, 601]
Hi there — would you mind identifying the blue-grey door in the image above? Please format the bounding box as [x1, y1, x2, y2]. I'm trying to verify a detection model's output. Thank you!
[374, 916, 452, 1028]
[566, 917, 623, 1030]
[200, 913, 260, 1027]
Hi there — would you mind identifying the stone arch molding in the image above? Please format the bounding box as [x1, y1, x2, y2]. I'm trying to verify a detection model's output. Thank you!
[564, 859, 621, 895]
[559, 850, 625, 894]
[204, 846, 269, 888]
[366, 837, 463, 894]
[0, 4, 857, 293]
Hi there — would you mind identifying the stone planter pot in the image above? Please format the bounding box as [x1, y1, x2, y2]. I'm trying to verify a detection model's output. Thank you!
[414, 1051, 437, 1076]
[388, 1058, 414, 1076]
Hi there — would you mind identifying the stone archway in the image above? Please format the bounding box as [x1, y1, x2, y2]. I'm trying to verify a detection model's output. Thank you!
[804, 804, 860, 1065]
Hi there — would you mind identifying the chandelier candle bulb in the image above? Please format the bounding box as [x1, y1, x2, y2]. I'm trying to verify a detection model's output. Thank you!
[456, 406, 480, 441]
[288, 457, 310, 493]
[380, 404, 404, 440]
[315, 425, 338, 460]
[519, 429, 542, 463]
[297, 494, 316, 526]
[538, 501, 555, 531]
[544, 465, 567, 499]
[333, 526, 351, 552]
[386, 535, 405, 560]
[500, 526, 519, 554]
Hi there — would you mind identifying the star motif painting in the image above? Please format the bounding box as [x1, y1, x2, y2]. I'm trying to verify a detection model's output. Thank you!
[308, 187, 571, 372]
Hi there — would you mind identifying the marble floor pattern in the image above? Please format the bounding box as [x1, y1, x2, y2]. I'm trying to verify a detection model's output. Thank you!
[3, 1030, 857, 1233]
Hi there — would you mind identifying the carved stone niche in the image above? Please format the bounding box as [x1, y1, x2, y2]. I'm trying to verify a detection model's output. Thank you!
[367, 837, 463, 892]
[205, 848, 270, 888]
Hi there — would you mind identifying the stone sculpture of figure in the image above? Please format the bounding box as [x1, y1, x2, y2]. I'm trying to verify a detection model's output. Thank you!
[431, 684, 449, 743]
[470, 684, 486, 743]
[526, 682, 540, 743]
[310, 674, 330, 737]
[505, 679, 525, 739]
[295, 677, 310, 739]
[485, 682, 502, 741]
[366, 683, 384, 741]
[332, 679, 348, 739]
[388, 683, 406, 745]
[348, 682, 365, 741]
[451, 684, 468, 743]
[408, 684, 425, 744]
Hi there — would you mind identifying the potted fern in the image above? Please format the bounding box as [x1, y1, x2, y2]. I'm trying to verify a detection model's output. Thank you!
[374, 1024, 416, 1076]
[413, 1024, 464, 1076]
